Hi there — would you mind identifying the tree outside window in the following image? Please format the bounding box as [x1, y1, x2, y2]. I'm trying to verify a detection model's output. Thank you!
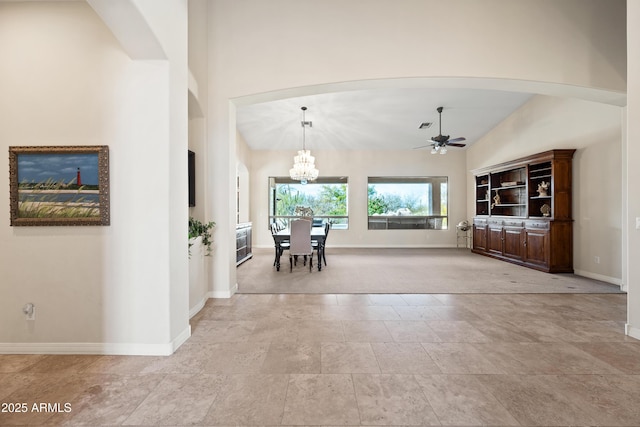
[269, 177, 348, 228]
[367, 177, 448, 230]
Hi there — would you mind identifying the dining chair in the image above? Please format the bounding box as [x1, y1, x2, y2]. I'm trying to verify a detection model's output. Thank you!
[271, 223, 289, 269]
[312, 222, 330, 266]
[322, 222, 330, 265]
[289, 219, 314, 272]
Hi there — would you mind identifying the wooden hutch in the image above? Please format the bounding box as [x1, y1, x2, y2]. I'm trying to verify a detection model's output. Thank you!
[471, 149, 575, 273]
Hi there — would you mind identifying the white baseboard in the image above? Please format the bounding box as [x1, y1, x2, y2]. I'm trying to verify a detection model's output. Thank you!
[573, 269, 623, 289]
[189, 296, 207, 318]
[172, 324, 191, 353]
[0, 342, 171, 356]
[0, 325, 192, 356]
[626, 323, 640, 340]
[210, 282, 238, 298]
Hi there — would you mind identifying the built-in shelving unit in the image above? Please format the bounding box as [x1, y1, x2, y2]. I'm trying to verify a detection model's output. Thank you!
[475, 175, 490, 216]
[471, 149, 575, 273]
[527, 161, 553, 218]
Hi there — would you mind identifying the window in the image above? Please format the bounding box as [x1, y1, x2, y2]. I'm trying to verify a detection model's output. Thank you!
[269, 177, 348, 229]
[367, 177, 448, 230]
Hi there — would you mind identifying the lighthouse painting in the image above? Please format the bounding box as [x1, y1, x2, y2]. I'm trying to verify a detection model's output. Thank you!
[9, 145, 110, 226]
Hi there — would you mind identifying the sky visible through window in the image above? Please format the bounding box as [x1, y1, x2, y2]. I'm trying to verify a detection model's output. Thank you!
[371, 183, 431, 209]
[367, 177, 447, 217]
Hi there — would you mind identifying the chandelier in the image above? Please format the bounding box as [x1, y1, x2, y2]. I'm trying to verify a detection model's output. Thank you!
[289, 106, 319, 184]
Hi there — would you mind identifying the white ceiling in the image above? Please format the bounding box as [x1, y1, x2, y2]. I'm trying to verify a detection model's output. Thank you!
[236, 88, 533, 152]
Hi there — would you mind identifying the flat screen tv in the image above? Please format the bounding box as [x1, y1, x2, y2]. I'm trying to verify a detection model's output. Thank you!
[188, 150, 195, 207]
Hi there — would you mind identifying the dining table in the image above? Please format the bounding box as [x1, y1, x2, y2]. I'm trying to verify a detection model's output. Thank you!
[273, 226, 326, 271]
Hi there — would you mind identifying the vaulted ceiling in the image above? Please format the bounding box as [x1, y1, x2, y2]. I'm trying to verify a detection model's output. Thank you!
[236, 87, 533, 152]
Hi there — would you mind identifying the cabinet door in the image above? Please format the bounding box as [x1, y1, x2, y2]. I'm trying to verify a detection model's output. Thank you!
[503, 227, 524, 261]
[473, 224, 487, 251]
[524, 228, 549, 268]
[487, 226, 504, 255]
[236, 229, 247, 262]
[236, 229, 247, 248]
[245, 227, 252, 254]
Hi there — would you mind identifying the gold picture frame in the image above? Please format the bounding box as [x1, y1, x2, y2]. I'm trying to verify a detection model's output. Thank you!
[9, 145, 110, 226]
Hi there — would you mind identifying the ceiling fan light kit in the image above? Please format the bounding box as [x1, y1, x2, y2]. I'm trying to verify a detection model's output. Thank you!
[431, 145, 447, 155]
[415, 106, 467, 154]
[289, 106, 319, 184]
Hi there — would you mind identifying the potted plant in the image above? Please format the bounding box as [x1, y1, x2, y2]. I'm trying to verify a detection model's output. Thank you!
[189, 217, 215, 257]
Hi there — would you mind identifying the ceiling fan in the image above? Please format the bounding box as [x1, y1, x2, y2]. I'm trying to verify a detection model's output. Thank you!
[414, 106, 466, 154]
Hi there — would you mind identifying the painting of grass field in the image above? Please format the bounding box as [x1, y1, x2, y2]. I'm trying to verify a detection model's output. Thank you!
[9, 146, 110, 226]
[19, 183, 100, 218]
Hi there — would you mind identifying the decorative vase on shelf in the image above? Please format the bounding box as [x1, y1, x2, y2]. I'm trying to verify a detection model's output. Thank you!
[537, 181, 549, 197]
[540, 203, 551, 217]
[490, 191, 501, 209]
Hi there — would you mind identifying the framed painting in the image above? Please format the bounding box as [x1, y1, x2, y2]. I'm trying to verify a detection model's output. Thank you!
[9, 145, 110, 226]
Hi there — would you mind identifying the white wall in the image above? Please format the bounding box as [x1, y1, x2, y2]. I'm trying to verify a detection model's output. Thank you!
[250, 149, 467, 249]
[208, 0, 627, 296]
[626, 0, 640, 339]
[187, 0, 210, 311]
[467, 95, 623, 285]
[0, 1, 189, 354]
[188, 236, 206, 317]
[137, 0, 190, 355]
[212, 0, 626, 98]
[236, 131, 252, 224]
[188, 0, 208, 223]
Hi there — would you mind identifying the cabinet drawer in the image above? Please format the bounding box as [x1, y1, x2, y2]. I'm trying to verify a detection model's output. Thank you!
[487, 219, 503, 228]
[525, 220, 550, 230]
[503, 219, 524, 228]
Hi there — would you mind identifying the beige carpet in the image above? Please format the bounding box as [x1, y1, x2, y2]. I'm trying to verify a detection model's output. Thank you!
[237, 247, 623, 294]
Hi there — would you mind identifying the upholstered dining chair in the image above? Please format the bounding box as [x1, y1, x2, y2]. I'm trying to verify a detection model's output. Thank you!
[289, 218, 314, 272]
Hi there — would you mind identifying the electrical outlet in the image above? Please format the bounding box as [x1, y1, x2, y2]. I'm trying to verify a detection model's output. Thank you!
[594, 256, 600, 264]
[636, 217, 640, 230]
[23, 303, 35, 321]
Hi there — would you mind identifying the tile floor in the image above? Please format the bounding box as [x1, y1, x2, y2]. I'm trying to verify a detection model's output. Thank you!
[1, 292, 640, 426]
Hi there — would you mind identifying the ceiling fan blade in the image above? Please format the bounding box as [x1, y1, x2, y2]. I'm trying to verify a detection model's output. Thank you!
[412, 144, 434, 149]
[446, 142, 467, 148]
[447, 137, 466, 143]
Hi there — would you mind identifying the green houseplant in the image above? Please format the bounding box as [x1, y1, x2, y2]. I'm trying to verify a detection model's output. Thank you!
[189, 217, 215, 257]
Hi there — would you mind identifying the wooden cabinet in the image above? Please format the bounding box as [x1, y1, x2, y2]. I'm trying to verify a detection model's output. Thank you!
[487, 220, 505, 256]
[471, 150, 575, 273]
[503, 223, 524, 261]
[236, 222, 252, 266]
[472, 220, 488, 251]
[523, 224, 549, 268]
